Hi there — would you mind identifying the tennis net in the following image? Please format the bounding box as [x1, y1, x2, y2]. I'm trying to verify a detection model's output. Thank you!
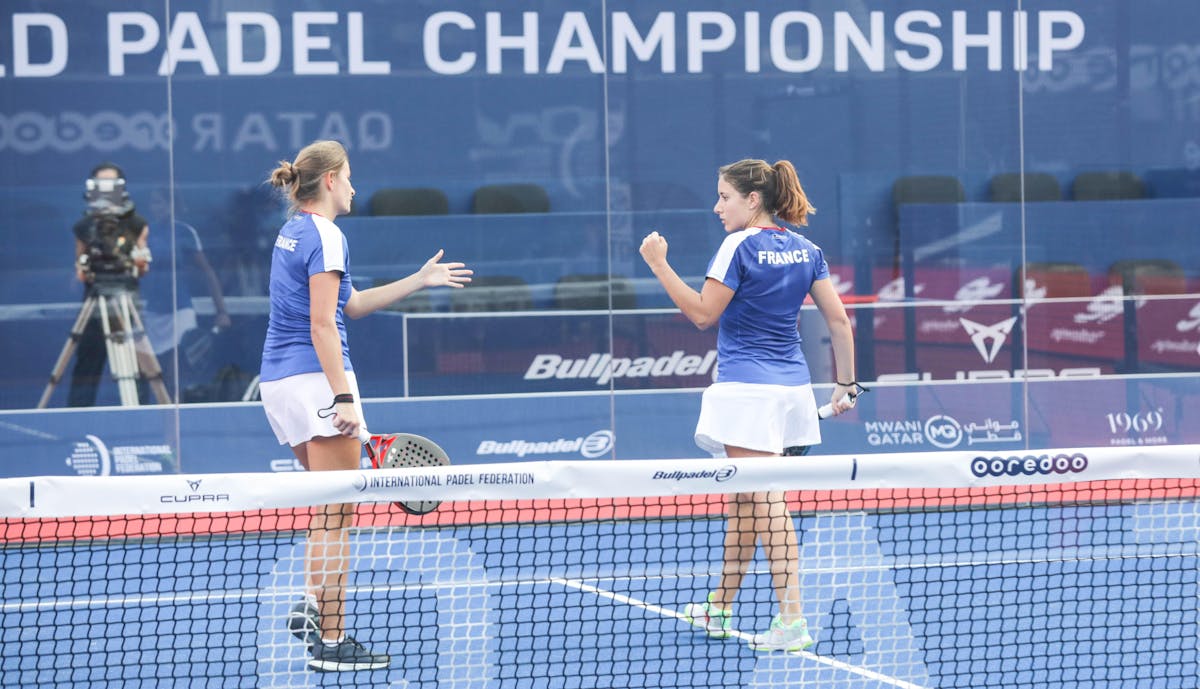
[3, 444, 1199, 688]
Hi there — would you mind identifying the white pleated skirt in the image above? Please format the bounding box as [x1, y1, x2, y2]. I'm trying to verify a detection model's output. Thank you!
[694, 382, 821, 458]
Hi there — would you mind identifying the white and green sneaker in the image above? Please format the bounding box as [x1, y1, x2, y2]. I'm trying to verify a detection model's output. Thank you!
[682, 592, 733, 639]
[748, 615, 815, 652]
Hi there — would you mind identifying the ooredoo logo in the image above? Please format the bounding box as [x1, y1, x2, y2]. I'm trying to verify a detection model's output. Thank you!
[970, 453, 1088, 478]
[924, 415, 964, 449]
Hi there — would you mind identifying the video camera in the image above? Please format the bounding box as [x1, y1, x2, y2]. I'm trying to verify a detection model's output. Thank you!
[77, 176, 146, 283]
[84, 176, 134, 218]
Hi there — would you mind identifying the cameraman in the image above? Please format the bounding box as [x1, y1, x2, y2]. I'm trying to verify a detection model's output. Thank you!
[67, 162, 152, 407]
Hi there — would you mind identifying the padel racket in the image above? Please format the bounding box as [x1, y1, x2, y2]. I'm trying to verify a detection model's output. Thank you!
[358, 429, 451, 515]
[786, 383, 871, 456]
[817, 382, 870, 419]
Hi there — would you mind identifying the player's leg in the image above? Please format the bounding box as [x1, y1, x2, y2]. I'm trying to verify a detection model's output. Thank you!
[720, 445, 783, 604]
[747, 486, 813, 652]
[717, 445, 814, 652]
[285, 442, 323, 646]
[715, 492, 758, 602]
[299, 435, 389, 671]
[754, 490, 803, 622]
[684, 491, 754, 638]
[303, 436, 358, 640]
[262, 372, 388, 670]
[684, 444, 771, 638]
[742, 385, 819, 651]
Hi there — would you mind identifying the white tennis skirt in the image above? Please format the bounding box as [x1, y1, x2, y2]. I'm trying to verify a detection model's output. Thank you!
[694, 382, 821, 457]
[259, 370, 366, 447]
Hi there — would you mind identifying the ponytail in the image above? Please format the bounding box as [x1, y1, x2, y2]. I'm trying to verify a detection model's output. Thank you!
[770, 160, 815, 226]
[719, 158, 816, 226]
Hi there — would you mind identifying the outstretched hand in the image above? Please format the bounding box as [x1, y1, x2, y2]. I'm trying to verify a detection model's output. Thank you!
[418, 249, 473, 289]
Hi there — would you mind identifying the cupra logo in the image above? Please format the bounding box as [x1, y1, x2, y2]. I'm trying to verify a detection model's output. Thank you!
[959, 317, 1018, 363]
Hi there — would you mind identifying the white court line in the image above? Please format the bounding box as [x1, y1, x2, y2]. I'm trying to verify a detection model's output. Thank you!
[551, 576, 932, 689]
[2, 587, 264, 613]
[0, 572, 613, 613]
[6, 539, 1191, 614]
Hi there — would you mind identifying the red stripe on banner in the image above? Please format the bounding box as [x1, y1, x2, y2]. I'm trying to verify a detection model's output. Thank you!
[4, 479, 1199, 544]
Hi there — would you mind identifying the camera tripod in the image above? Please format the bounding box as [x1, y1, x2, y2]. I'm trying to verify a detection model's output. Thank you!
[38, 282, 170, 408]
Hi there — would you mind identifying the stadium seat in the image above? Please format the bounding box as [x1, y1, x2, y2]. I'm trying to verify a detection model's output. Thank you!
[471, 183, 550, 214]
[449, 275, 533, 312]
[553, 274, 637, 310]
[1017, 262, 1091, 298]
[1107, 259, 1185, 295]
[989, 173, 1062, 202]
[1144, 168, 1200, 198]
[890, 175, 965, 271]
[369, 188, 450, 216]
[1071, 171, 1145, 201]
[892, 175, 966, 207]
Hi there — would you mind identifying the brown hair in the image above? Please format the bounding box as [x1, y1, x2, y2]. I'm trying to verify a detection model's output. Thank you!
[267, 140, 348, 214]
[718, 158, 815, 226]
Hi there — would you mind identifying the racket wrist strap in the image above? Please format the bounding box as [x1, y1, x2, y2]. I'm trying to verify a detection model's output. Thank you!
[317, 393, 356, 419]
[836, 381, 871, 396]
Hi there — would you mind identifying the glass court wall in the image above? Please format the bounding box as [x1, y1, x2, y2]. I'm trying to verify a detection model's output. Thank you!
[0, 0, 1197, 475]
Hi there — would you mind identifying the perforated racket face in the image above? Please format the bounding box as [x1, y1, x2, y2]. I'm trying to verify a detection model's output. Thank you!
[371, 433, 450, 515]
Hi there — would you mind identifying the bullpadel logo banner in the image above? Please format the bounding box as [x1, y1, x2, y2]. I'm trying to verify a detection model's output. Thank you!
[524, 351, 717, 386]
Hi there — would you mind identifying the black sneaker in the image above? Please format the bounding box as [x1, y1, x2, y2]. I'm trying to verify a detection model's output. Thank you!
[308, 636, 391, 672]
[287, 599, 320, 647]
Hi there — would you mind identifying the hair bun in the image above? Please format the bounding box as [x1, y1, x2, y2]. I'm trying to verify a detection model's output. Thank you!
[270, 160, 299, 188]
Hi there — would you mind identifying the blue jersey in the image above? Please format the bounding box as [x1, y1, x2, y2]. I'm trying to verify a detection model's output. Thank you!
[260, 212, 353, 382]
[141, 220, 201, 314]
[706, 227, 830, 385]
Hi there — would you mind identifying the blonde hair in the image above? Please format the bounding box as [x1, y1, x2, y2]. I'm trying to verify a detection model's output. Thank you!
[718, 158, 815, 226]
[267, 140, 348, 215]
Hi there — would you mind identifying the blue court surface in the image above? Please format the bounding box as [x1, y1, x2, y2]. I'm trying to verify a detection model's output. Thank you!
[2, 499, 1197, 688]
